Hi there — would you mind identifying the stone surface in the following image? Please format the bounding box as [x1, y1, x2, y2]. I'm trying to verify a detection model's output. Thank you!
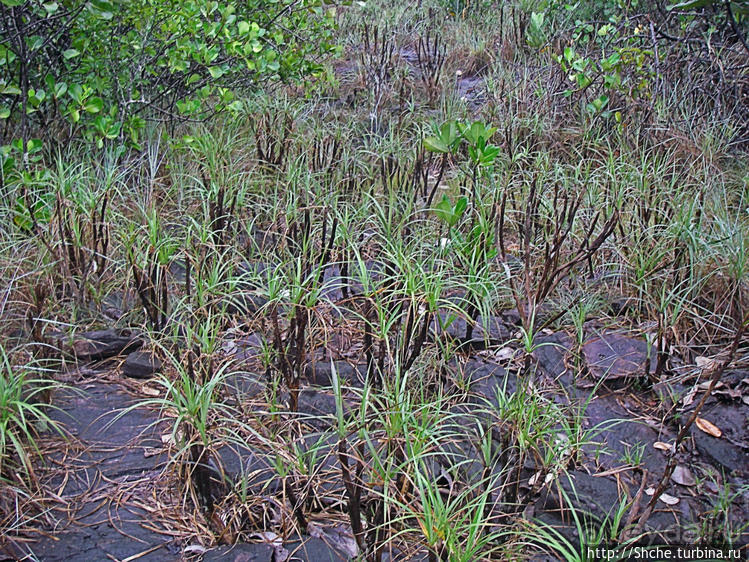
[430, 312, 513, 349]
[284, 535, 351, 562]
[61, 329, 143, 362]
[304, 361, 367, 387]
[536, 470, 623, 518]
[583, 332, 655, 382]
[224, 291, 270, 316]
[464, 359, 518, 405]
[691, 403, 749, 475]
[25, 382, 171, 560]
[201, 542, 275, 561]
[122, 350, 162, 379]
[532, 332, 574, 382]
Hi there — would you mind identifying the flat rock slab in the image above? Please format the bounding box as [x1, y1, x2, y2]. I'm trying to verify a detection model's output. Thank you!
[582, 393, 669, 474]
[284, 535, 352, 561]
[53, 329, 143, 362]
[202, 542, 275, 561]
[430, 313, 512, 349]
[24, 382, 172, 560]
[464, 360, 518, 404]
[304, 361, 366, 387]
[532, 332, 575, 385]
[122, 350, 163, 379]
[22, 505, 179, 562]
[691, 402, 749, 475]
[537, 469, 622, 519]
[583, 332, 655, 381]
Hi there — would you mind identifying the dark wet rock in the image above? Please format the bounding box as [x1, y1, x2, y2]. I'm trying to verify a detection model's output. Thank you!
[215, 442, 278, 494]
[225, 332, 265, 364]
[532, 332, 574, 382]
[582, 394, 667, 474]
[56, 328, 143, 362]
[236, 260, 273, 283]
[169, 259, 187, 282]
[28, 382, 170, 560]
[455, 75, 486, 110]
[529, 509, 581, 555]
[499, 308, 522, 327]
[101, 291, 135, 321]
[304, 361, 367, 387]
[122, 350, 162, 379]
[464, 359, 518, 404]
[537, 470, 622, 520]
[298, 388, 339, 430]
[583, 332, 655, 382]
[24, 508, 177, 561]
[45, 383, 166, 494]
[608, 296, 635, 316]
[224, 370, 265, 400]
[224, 291, 269, 315]
[691, 403, 749, 475]
[201, 542, 275, 561]
[284, 534, 351, 562]
[241, 228, 280, 252]
[381, 548, 430, 561]
[430, 313, 512, 349]
[320, 264, 347, 301]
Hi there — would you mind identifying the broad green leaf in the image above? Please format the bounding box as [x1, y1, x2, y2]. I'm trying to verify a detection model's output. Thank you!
[424, 137, 449, 153]
[453, 197, 468, 219]
[84, 97, 103, 113]
[668, 0, 713, 9]
[90, 0, 114, 19]
[434, 195, 453, 223]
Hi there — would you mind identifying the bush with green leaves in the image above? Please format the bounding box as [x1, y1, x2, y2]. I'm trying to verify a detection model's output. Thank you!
[0, 0, 338, 160]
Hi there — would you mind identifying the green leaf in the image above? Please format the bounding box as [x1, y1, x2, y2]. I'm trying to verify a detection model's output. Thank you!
[434, 195, 453, 224]
[668, 0, 713, 9]
[0, 0, 24, 6]
[0, 107, 9, 119]
[63, 49, 80, 60]
[54, 82, 67, 99]
[84, 97, 103, 113]
[453, 196, 468, 219]
[2, 85, 21, 96]
[68, 83, 83, 104]
[424, 136, 449, 153]
[90, 0, 114, 19]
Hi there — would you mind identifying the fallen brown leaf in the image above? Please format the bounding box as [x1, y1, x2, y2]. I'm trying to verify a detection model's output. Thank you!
[659, 493, 680, 505]
[695, 417, 722, 438]
[671, 465, 696, 486]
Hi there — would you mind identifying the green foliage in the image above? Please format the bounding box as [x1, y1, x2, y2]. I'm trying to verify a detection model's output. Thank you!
[553, 21, 654, 119]
[423, 121, 461, 154]
[434, 195, 467, 228]
[526, 11, 548, 48]
[425, 119, 500, 167]
[0, 345, 63, 483]
[669, 0, 748, 12]
[0, 0, 337, 157]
